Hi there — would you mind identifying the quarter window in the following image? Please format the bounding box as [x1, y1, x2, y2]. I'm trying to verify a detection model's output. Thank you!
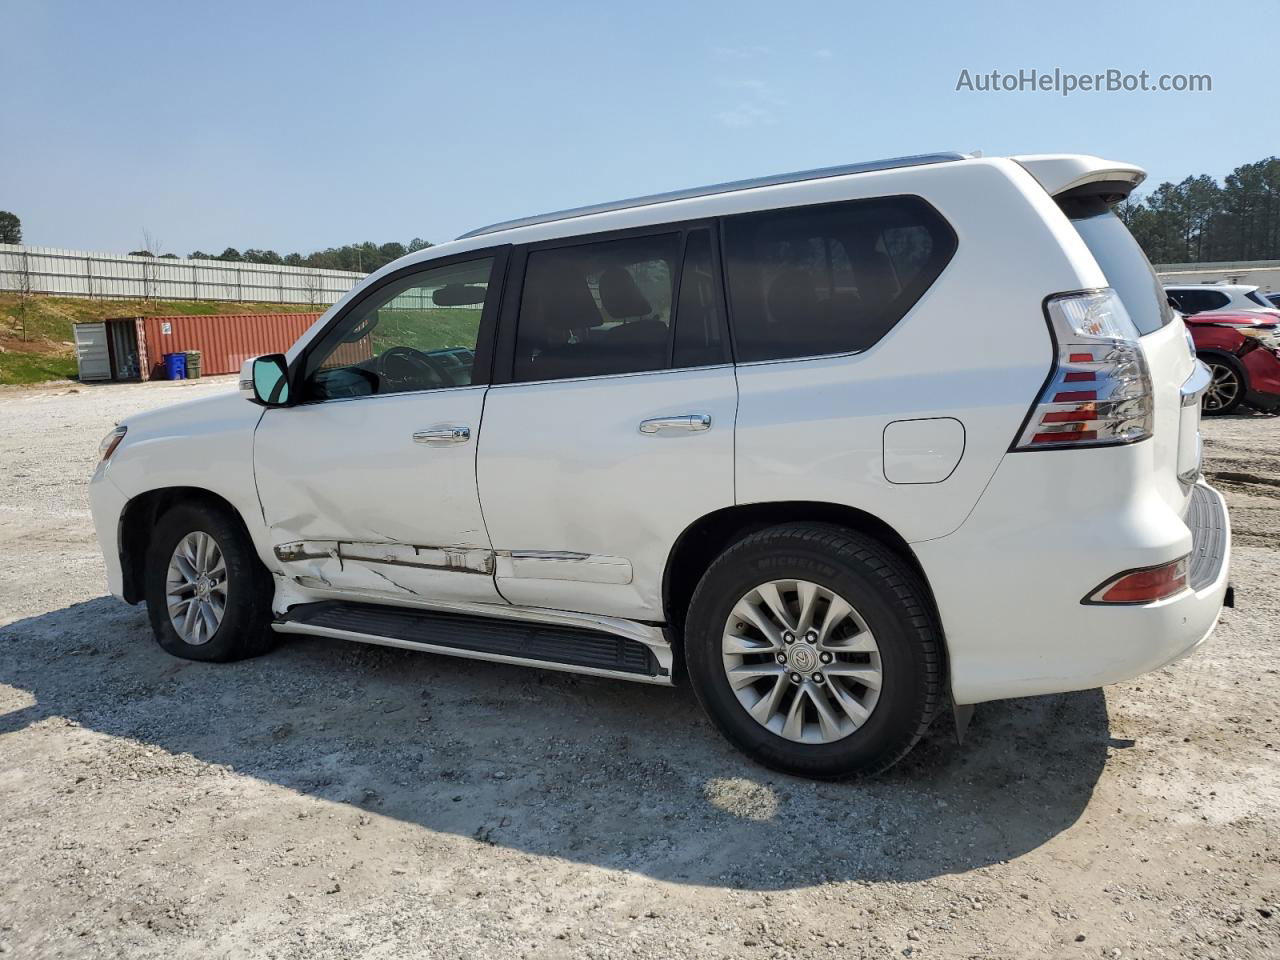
[723, 197, 956, 362]
[513, 234, 681, 382]
[303, 257, 495, 401]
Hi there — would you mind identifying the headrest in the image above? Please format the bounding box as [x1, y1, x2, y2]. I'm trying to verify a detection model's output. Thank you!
[598, 265, 652, 319]
[529, 259, 602, 337]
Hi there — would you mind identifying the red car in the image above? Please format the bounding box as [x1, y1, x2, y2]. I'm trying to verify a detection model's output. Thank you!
[1183, 310, 1280, 414]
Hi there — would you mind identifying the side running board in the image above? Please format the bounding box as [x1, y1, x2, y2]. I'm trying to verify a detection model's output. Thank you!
[273, 600, 671, 684]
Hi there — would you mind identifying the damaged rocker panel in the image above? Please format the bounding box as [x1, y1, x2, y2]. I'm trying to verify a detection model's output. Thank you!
[273, 541, 633, 585]
[273, 540, 494, 575]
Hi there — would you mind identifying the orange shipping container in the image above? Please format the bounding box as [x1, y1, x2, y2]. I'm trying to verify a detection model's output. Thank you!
[131, 313, 323, 380]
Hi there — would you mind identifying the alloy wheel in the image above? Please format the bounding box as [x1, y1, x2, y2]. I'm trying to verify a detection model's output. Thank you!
[165, 531, 228, 645]
[721, 579, 882, 744]
[1203, 362, 1242, 412]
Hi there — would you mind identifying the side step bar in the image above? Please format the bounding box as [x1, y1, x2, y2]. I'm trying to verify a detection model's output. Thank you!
[273, 600, 673, 685]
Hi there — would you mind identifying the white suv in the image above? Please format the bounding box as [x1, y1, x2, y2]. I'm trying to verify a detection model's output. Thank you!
[89, 152, 1232, 778]
[1165, 283, 1280, 318]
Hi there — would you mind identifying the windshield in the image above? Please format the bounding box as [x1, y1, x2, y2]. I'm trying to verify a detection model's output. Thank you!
[1070, 211, 1173, 335]
[1246, 289, 1272, 307]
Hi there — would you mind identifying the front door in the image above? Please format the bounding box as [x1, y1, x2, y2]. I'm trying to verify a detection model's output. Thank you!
[255, 251, 507, 605]
[477, 227, 736, 622]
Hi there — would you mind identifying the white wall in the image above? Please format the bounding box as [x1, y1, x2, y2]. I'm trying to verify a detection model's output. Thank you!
[0, 243, 366, 304]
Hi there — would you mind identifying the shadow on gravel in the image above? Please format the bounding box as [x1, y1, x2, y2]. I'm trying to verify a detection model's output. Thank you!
[0, 597, 1109, 890]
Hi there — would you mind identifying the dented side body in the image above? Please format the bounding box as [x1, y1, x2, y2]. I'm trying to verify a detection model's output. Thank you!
[273, 540, 495, 599]
[252, 382, 504, 605]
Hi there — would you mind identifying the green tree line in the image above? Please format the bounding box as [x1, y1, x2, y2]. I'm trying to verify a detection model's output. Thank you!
[1117, 156, 1280, 264]
[182, 239, 433, 273]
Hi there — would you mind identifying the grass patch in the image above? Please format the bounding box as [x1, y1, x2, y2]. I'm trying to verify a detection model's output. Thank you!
[0, 351, 79, 385]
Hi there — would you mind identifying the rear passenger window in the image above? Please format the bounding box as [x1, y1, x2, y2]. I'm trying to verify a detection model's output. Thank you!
[723, 197, 956, 362]
[513, 235, 680, 382]
[1167, 288, 1227, 316]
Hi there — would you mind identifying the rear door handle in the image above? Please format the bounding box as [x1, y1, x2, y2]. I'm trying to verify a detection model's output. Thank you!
[413, 425, 471, 445]
[638, 414, 712, 435]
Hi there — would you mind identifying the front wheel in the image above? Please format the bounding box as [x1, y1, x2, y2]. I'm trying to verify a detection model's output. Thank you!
[684, 524, 944, 778]
[143, 502, 276, 662]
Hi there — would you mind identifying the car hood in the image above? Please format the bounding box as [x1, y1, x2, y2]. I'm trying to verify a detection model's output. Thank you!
[118, 389, 262, 442]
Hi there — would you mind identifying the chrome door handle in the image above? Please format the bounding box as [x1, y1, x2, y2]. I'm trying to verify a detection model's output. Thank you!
[412, 425, 471, 445]
[638, 414, 712, 435]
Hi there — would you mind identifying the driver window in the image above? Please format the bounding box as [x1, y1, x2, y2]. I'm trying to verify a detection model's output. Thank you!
[303, 256, 494, 401]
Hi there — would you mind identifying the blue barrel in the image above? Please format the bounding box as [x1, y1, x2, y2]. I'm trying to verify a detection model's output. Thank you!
[163, 352, 187, 380]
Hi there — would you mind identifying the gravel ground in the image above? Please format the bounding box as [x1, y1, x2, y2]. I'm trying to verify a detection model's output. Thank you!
[1, 377, 1277, 959]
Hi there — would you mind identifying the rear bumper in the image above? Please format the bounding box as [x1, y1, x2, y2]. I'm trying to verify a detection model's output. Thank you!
[916, 450, 1230, 704]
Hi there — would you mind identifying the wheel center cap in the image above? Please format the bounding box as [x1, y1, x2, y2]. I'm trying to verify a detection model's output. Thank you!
[788, 643, 818, 673]
[195, 576, 211, 601]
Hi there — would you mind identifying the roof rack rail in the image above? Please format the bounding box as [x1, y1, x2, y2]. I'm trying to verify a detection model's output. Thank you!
[456, 152, 968, 241]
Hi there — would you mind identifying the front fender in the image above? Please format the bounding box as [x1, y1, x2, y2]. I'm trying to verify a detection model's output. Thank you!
[102, 393, 276, 572]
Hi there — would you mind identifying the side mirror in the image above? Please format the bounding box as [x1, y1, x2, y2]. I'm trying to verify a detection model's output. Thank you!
[241, 354, 291, 406]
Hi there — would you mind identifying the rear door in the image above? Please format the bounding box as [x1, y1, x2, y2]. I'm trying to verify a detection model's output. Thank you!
[476, 225, 736, 622]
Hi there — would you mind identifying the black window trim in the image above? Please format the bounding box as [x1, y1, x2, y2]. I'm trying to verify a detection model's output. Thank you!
[286, 244, 511, 406]
[490, 218, 732, 387]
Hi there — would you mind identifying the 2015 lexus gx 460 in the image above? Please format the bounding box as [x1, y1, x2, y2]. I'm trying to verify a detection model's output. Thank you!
[90, 153, 1231, 777]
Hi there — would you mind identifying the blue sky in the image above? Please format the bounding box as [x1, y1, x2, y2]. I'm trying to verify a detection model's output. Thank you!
[2, 0, 1272, 257]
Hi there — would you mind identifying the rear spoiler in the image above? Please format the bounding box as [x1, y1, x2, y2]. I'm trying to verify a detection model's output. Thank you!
[1013, 154, 1146, 195]
[1012, 154, 1146, 215]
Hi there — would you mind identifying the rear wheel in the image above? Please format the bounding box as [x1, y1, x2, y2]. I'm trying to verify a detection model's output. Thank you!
[684, 523, 943, 778]
[1200, 354, 1246, 415]
[143, 502, 276, 662]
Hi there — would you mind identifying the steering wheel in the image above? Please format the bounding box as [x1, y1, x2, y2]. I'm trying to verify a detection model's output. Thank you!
[376, 346, 456, 388]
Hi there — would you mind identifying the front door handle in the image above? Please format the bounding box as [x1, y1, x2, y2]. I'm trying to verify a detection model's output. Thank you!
[413, 425, 471, 445]
[638, 414, 712, 435]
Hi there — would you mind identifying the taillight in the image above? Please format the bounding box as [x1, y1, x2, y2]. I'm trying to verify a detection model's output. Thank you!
[1084, 556, 1189, 605]
[1014, 289, 1153, 450]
